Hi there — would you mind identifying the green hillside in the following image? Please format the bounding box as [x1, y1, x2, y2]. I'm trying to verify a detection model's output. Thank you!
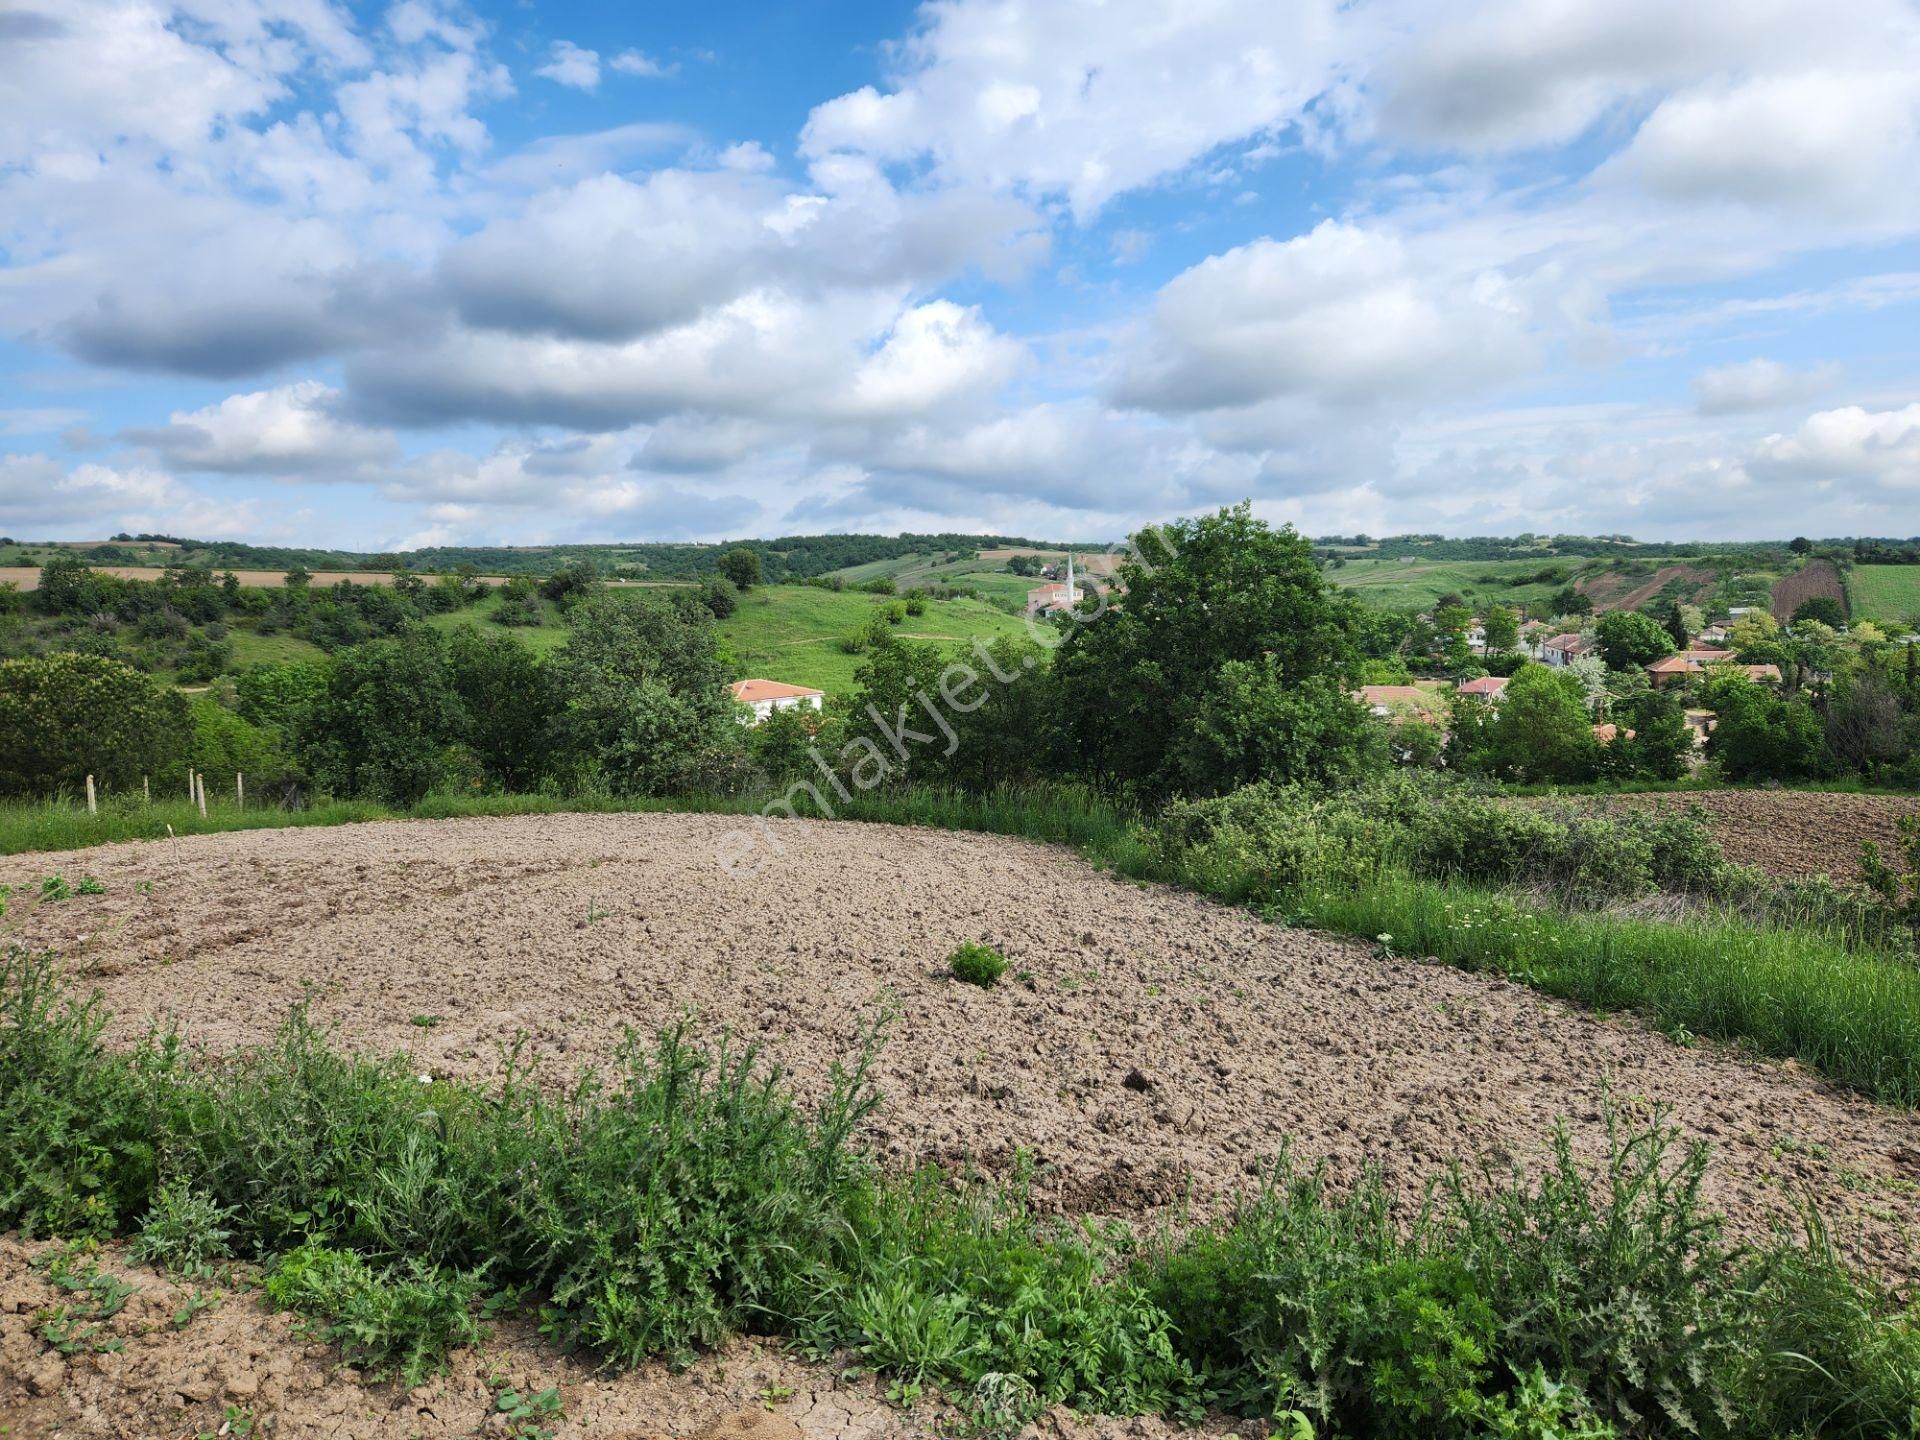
[1850, 566, 1920, 626]
[716, 585, 1034, 694]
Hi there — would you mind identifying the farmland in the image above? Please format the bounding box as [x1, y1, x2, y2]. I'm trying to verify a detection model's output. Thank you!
[6, 808, 1920, 1436]
[1324, 555, 1593, 611]
[1851, 564, 1920, 625]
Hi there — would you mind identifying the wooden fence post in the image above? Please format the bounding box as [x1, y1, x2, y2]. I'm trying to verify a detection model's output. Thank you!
[86, 774, 96, 815]
[143, 775, 151, 804]
[197, 774, 208, 819]
[236, 772, 245, 808]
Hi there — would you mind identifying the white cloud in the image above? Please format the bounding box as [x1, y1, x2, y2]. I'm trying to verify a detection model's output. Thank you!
[533, 39, 600, 92]
[1111, 221, 1534, 419]
[610, 48, 676, 79]
[0, 453, 261, 538]
[132, 381, 398, 475]
[801, 0, 1344, 219]
[1752, 403, 1920, 487]
[1692, 359, 1839, 416]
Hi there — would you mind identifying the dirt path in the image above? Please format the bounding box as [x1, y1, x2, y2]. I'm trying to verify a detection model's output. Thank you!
[6, 812, 1919, 1290]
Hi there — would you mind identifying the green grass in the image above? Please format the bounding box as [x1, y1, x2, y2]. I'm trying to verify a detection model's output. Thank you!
[1849, 565, 1920, 627]
[418, 594, 573, 654]
[1326, 556, 1600, 611]
[717, 585, 1033, 693]
[225, 627, 329, 669]
[4, 945, 1915, 1435]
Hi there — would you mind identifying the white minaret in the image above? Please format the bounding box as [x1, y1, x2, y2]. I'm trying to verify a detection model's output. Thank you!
[1065, 551, 1076, 602]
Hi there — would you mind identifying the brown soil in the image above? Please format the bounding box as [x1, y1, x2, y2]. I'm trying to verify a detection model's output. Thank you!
[0, 1237, 1249, 1440]
[5, 812, 1920, 1431]
[1771, 557, 1848, 621]
[1588, 789, 1920, 884]
[1575, 564, 1717, 613]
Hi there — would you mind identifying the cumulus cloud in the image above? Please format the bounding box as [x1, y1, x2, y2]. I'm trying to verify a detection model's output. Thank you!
[534, 39, 600, 92]
[801, 0, 1344, 219]
[1110, 221, 1534, 419]
[1751, 403, 1920, 487]
[0, 453, 261, 538]
[128, 382, 398, 476]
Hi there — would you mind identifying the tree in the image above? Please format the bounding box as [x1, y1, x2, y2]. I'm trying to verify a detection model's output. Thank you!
[1048, 504, 1373, 798]
[1824, 672, 1906, 774]
[1789, 536, 1813, 555]
[1550, 585, 1594, 618]
[0, 654, 190, 797]
[1482, 606, 1519, 653]
[544, 595, 736, 794]
[284, 565, 312, 588]
[301, 630, 464, 804]
[1602, 688, 1694, 781]
[1729, 610, 1781, 656]
[700, 573, 738, 618]
[1660, 600, 1691, 650]
[445, 626, 558, 790]
[1489, 664, 1598, 782]
[1595, 610, 1675, 670]
[717, 548, 762, 589]
[1792, 595, 1846, 629]
[1431, 602, 1474, 673]
[1704, 675, 1829, 781]
[539, 559, 600, 607]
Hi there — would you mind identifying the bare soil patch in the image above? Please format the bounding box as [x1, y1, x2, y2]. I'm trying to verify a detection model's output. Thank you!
[1, 1237, 1240, 1440]
[6, 813, 1919, 1288]
[1586, 789, 1920, 884]
[1771, 557, 1848, 620]
[1575, 563, 1716, 613]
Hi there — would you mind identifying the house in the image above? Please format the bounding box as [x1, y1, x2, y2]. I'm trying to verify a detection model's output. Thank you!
[1466, 618, 1487, 653]
[1697, 623, 1732, 644]
[1354, 685, 1443, 724]
[1645, 648, 1736, 686]
[1455, 674, 1509, 702]
[1026, 553, 1083, 616]
[729, 679, 825, 723]
[1743, 663, 1783, 683]
[1540, 633, 1590, 667]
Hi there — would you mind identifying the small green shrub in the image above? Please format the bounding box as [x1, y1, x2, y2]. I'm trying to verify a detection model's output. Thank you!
[129, 1181, 237, 1272]
[948, 942, 1008, 988]
[265, 1241, 483, 1387]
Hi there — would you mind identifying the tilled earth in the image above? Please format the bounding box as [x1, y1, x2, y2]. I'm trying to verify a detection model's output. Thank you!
[1580, 788, 1920, 885]
[5, 811, 1920, 1437]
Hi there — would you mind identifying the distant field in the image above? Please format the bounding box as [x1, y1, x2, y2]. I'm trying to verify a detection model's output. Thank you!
[419, 594, 574, 655]
[0, 565, 517, 592]
[1850, 565, 1920, 624]
[717, 584, 1035, 693]
[1327, 556, 1592, 611]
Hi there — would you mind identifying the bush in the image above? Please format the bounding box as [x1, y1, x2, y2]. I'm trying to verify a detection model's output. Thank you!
[129, 1181, 237, 1272]
[265, 1242, 483, 1387]
[948, 942, 1008, 988]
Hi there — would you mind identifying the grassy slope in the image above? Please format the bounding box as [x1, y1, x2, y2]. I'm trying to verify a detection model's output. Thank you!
[1850, 565, 1920, 626]
[716, 585, 1033, 693]
[418, 593, 573, 654]
[1326, 556, 1593, 611]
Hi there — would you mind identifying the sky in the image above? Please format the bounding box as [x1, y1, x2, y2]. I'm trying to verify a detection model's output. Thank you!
[2, 0, 1919, 550]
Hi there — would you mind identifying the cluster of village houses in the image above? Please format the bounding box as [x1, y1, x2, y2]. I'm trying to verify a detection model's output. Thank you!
[1353, 606, 1790, 758]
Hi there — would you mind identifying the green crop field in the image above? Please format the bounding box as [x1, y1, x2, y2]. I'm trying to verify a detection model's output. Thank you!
[1849, 565, 1920, 625]
[1326, 556, 1591, 611]
[717, 584, 1035, 694]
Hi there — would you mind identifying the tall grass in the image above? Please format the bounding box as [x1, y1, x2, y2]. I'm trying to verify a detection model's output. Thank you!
[3, 946, 1915, 1436]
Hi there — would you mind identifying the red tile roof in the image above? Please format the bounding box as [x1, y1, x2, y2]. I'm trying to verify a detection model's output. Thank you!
[1456, 675, 1509, 697]
[729, 679, 824, 703]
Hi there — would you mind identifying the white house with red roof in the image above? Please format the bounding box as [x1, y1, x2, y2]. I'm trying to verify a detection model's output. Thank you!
[729, 678, 825, 723]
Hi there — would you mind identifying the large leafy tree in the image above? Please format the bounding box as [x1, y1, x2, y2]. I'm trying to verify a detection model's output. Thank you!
[1489, 664, 1597, 783]
[1704, 674, 1829, 781]
[301, 629, 465, 804]
[1049, 504, 1375, 798]
[445, 626, 558, 790]
[716, 548, 762, 590]
[1594, 610, 1675, 670]
[0, 653, 190, 797]
[545, 595, 736, 794]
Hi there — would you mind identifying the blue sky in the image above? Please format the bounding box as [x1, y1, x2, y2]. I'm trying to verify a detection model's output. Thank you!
[3, 0, 1919, 549]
